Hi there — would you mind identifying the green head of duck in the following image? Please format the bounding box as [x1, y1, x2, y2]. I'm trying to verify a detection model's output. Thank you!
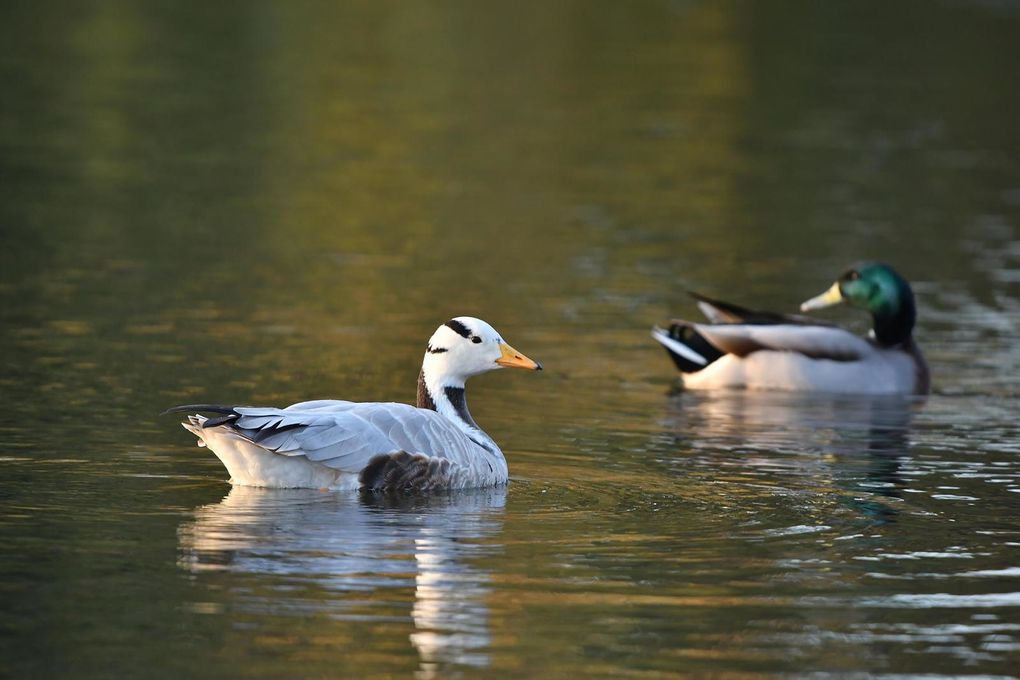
[801, 263, 916, 346]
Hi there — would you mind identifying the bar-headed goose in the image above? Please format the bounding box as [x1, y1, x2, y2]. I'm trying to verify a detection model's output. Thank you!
[165, 317, 542, 491]
[652, 263, 929, 394]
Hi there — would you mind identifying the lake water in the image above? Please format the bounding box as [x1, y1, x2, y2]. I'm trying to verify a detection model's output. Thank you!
[1, 1, 1019, 677]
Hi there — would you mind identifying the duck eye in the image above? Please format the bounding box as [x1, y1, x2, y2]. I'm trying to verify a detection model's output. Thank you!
[471, 336, 482, 344]
[843, 270, 860, 281]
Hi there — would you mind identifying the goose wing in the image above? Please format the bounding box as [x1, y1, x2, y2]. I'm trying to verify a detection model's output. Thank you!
[694, 323, 873, 361]
[171, 402, 487, 473]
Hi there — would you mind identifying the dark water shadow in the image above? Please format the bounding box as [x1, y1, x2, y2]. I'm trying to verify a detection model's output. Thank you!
[177, 485, 506, 676]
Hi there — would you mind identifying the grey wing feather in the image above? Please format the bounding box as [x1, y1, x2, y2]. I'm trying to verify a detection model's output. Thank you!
[357, 407, 480, 466]
[695, 324, 873, 361]
[229, 403, 481, 473]
[281, 399, 360, 412]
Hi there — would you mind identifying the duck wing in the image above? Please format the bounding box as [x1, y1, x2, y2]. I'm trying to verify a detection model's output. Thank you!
[690, 292, 829, 326]
[693, 323, 872, 361]
[654, 294, 841, 372]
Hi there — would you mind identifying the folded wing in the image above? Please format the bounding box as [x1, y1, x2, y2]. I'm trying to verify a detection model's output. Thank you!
[693, 323, 873, 361]
[180, 401, 487, 474]
[691, 292, 830, 326]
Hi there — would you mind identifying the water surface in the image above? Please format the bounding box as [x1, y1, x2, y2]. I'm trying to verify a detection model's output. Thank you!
[1, 1, 1019, 677]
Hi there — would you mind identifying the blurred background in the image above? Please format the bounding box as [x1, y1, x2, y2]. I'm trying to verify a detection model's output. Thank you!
[1, 1, 1018, 677]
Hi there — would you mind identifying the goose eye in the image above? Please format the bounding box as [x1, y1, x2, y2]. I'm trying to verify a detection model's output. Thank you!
[471, 336, 482, 344]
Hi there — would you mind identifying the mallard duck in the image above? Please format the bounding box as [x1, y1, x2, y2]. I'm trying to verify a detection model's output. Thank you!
[651, 263, 929, 394]
[164, 317, 542, 491]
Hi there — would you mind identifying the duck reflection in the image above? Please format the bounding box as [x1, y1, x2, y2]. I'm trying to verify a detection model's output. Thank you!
[663, 390, 919, 522]
[178, 485, 505, 676]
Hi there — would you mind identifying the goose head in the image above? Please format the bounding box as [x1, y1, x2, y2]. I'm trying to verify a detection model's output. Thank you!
[417, 317, 542, 433]
[422, 317, 542, 388]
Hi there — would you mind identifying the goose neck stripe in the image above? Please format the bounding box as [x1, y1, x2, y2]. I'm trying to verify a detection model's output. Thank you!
[445, 319, 472, 338]
[443, 386, 481, 430]
[426, 344, 447, 354]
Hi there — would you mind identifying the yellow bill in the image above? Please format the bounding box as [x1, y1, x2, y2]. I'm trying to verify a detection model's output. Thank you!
[495, 342, 542, 370]
[800, 282, 844, 312]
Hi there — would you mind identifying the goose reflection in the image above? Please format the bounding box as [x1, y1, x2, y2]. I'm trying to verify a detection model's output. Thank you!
[177, 485, 505, 676]
[662, 390, 918, 522]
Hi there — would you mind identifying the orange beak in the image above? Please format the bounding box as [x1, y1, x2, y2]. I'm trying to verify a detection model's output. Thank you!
[495, 342, 542, 370]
